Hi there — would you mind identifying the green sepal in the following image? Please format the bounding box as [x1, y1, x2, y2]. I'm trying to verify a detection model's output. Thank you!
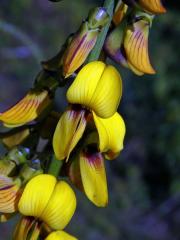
[88, 7, 109, 30]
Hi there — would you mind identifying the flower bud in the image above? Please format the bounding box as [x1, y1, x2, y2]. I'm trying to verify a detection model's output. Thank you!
[88, 7, 109, 29]
[0, 90, 51, 128]
[0, 175, 22, 213]
[6, 147, 30, 165]
[63, 23, 98, 78]
[113, 1, 128, 26]
[104, 20, 126, 64]
[63, 8, 109, 78]
[123, 11, 155, 74]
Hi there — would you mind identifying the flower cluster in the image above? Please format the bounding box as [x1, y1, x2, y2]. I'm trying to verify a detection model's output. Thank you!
[0, 0, 166, 239]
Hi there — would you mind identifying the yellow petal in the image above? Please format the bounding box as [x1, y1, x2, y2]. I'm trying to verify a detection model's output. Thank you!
[139, 0, 166, 14]
[41, 181, 76, 230]
[0, 175, 21, 213]
[63, 24, 98, 78]
[29, 221, 41, 240]
[127, 61, 144, 76]
[93, 112, 126, 159]
[124, 19, 155, 74]
[67, 61, 105, 106]
[80, 150, 108, 207]
[13, 216, 36, 240]
[0, 90, 51, 128]
[67, 61, 122, 118]
[53, 108, 87, 160]
[68, 155, 83, 191]
[2, 128, 30, 149]
[18, 174, 56, 217]
[45, 231, 77, 240]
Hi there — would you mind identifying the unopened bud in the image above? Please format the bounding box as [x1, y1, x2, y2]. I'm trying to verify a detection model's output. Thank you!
[88, 7, 109, 29]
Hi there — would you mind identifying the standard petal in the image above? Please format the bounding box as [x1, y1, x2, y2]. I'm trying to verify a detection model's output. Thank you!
[18, 174, 56, 217]
[0, 175, 21, 213]
[53, 108, 87, 160]
[0, 90, 51, 128]
[124, 19, 155, 74]
[67, 61, 122, 118]
[41, 181, 76, 230]
[67, 61, 106, 106]
[139, 0, 166, 14]
[45, 231, 77, 240]
[93, 112, 126, 159]
[89, 65, 122, 118]
[80, 150, 108, 207]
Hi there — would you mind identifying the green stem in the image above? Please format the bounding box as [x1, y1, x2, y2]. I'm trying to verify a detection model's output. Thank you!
[48, 155, 63, 177]
[87, 0, 115, 62]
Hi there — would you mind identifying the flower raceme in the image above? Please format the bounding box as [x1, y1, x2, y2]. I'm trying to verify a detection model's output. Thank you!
[14, 174, 76, 240]
[0, 89, 51, 128]
[53, 61, 122, 161]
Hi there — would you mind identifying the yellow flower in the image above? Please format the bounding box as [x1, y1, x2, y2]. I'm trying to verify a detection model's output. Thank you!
[123, 12, 155, 74]
[45, 231, 77, 240]
[67, 61, 122, 118]
[53, 61, 122, 160]
[93, 112, 126, 159]
[68, 112, 126, 207]
[14, 174, 76, 240]
[0, 89, 51, 128]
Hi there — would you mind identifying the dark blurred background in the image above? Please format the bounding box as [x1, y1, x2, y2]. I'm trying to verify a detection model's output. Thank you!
[0, 1, 179, 239]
